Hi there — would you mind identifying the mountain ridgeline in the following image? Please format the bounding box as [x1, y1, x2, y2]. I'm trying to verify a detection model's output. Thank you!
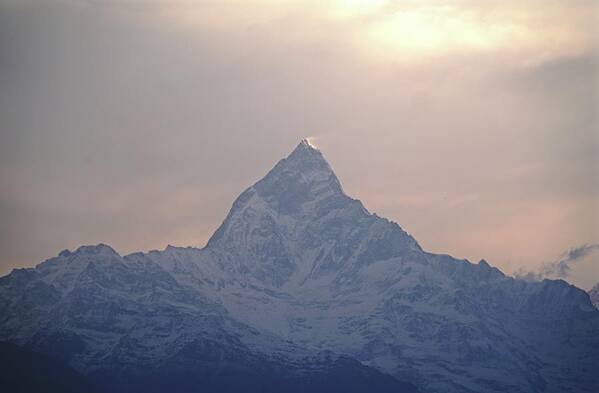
[1, 140, 598, 393]
[590, 283, 599, 309]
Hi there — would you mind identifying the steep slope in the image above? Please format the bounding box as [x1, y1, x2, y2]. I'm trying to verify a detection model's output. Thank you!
[205, 139, 421, 288]
[590, 283, 599, 308]
[1, 140, 598, 393]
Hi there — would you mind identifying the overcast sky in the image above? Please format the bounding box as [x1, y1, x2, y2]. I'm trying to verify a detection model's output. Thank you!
[1, 0, 598, 289]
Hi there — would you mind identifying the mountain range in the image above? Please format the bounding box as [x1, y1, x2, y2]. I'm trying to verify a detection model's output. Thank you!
[1, 140, 598, 392]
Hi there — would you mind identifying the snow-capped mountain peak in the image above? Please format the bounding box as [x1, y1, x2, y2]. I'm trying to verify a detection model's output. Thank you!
[262, 138, 345, 203]
[1, 140, 598, 393]
[205, 141, 419, 287]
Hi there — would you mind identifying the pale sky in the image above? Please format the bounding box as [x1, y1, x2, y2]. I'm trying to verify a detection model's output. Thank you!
[1, 0, 598, 289]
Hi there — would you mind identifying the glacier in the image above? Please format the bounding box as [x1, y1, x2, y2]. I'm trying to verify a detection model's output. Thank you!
[1, 139, 598, 392]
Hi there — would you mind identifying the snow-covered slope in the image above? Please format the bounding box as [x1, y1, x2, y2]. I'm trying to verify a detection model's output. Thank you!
[1, 140, 598, 392]
[0, 244, 417, 393]
[206, 139, 421, 287]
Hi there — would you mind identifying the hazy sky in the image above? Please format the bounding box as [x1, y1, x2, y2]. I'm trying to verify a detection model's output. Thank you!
[1, 0, 598, 289]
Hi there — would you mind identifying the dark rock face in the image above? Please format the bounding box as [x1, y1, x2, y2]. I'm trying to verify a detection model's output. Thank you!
[590, 283, 599, 309]
[0, 341, 101, 393]
[1, 141, 598, 393]
[90, 344, 419, 393]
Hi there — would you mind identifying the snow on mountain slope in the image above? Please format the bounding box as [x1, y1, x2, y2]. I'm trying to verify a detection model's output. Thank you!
[205, 139, 421, 288]
[0, 244, 418, 393]
[1, 140, 598, 393]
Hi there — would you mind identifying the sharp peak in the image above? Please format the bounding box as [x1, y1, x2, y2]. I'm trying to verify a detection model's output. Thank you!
[290, 138, 321, 156]
[265, 140, 337, 184]
[283, 138, 332, 168]
[299, 137, 317, 148]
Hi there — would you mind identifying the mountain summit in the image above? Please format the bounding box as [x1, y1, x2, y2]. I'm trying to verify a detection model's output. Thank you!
[207, 140, 420, 287]
[1, 141, 598, 393]
[209, 138, 346, 225]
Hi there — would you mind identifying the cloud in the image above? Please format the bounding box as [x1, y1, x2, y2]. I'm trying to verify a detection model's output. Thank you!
[0, 0, 597, 291]
[515, 244, 599, 282]
[153, 0, 596, 65]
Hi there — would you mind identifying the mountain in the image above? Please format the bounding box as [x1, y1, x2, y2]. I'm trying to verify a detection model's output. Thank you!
[590, 283, 599, 309]
[1, 140, 598, 392]
[206, 139, 421, 288]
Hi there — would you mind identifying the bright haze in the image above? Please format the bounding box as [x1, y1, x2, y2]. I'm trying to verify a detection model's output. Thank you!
[0, 0, 597, 288]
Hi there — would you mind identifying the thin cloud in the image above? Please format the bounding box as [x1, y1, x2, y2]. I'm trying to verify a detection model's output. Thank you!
[515, 244, 599, 281]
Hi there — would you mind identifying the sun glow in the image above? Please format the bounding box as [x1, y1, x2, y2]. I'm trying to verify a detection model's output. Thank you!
[391, 11, 501, 46]
[163, 0, 592, 64]
[332, 0, 387, 17]
[304, 136, 318, 148]
[332, 3, 527, 61]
